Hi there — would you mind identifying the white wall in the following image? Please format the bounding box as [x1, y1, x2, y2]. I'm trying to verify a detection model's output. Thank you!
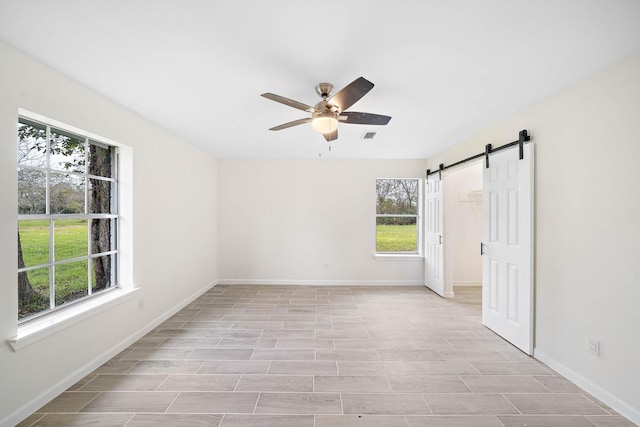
[0, 41, 218, 425]
[218, 159, 427, 285]
[443, 161, 483, 296]
[427, 50, 640, 423]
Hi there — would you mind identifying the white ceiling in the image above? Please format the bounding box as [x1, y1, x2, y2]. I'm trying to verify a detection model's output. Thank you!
[1, 1, 640, 159]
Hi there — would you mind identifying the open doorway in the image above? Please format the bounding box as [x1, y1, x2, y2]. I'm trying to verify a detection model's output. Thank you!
[443, 159, 483, 298]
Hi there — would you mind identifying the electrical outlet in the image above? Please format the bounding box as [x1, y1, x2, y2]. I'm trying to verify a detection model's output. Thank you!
[587, 337, 600, 357]
[138, 299, 144, 310]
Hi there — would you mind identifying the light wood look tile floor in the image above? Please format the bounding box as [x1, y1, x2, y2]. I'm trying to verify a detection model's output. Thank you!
[19, 286, 637, 426]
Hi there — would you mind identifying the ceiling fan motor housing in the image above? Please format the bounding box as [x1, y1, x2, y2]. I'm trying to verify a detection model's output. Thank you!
[313, 100, 339, 114]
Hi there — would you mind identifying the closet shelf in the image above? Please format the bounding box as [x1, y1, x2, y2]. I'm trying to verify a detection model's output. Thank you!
[458, 190, 483, 202]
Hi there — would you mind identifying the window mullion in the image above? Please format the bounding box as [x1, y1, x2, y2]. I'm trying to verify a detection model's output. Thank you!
[113, 148, 119, 217]
[84, 138, 89, 215]
[87, 223, 93, 296]
[85, 138, 92, 296]
[45, 125, 51, 216]
[49, 219, 55, 310]
[48, 123, 54, 309]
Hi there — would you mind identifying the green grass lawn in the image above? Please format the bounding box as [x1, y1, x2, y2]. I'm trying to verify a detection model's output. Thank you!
[376, 224, 418, 252]
[18, 219, 89, 318]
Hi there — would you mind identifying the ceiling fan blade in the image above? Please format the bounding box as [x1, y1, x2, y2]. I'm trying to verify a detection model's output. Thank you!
[261, 93, 315, 112]
[329, 77, 374, 112]
[269, 117, 312, 131]
[323, 129, 338, 142]
[339, 111, 392, 125]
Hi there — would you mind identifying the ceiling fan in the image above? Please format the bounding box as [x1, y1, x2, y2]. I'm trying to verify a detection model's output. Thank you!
[261, 77, 391, 142]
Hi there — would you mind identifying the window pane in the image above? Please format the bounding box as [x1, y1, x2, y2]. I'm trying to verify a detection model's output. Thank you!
[54, 219, 88, 261]
[92, 254, 114, 292]
[50, 172, 85, 214]
[55, 260, 89, 306]
[89, 178, 113, 213]
[376, 179, 419, 215]
[91, 218, 114, 254]
[88, 142, 113, 178]
[18, 168, 47, 214]
[18, 267, 50, 320]
[50, 128, 85, 173]
[18, 220, 50, 268]
[376, 216, 418, 252]
[17, 120, 47, 168]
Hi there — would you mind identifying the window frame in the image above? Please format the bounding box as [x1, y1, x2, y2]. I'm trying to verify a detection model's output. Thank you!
[17, 113, 120, 324]
[375, 178, 423, 256]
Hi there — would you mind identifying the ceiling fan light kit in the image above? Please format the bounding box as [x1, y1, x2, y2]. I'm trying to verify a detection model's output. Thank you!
[261, 76, 391, 142]
[311, 113, 338, 134]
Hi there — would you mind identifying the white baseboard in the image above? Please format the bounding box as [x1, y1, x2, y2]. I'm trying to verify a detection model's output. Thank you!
[217, 279, 423, 286]
[534, 349, 640, 425]
[3, 280, 216, 427]
[453, 281, 482, 287]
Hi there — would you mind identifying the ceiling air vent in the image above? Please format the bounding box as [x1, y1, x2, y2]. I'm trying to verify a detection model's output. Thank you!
[361, 131, 378, 140]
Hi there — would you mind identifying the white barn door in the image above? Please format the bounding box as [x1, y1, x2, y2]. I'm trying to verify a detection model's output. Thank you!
[482, 143, 534, 354]
[424, 173, 445, 297]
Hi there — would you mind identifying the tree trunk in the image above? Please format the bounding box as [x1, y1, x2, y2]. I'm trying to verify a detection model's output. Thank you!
[18, 231, 35, 301]
[89, 145, 112, 290]
[91, 218, 111, 289]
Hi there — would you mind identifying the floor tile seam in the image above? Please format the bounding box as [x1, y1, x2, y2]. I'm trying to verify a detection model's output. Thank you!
[495, 349, 518, 361]
[584, 415, 618, 426]
[449, 374, 474, 393]
[580, 393, 618, 416]
[20, 412, 46, 427]
[35, 410, 136, 416]
[230, 374, 241, 392]
[461, 372, 550, 377]
[530, 359, 557, 375]
[74, 390, 103, 413]
[499, 392, 525, 415]
[192, 360, 206, 374]
[497, 414, 602, 422]
[528, 375, 558, 393]
[113, 373, 174, 393]
[249, 390, 343, 397]
[120, 412, 137, 426]
[251, 391, 262, 414]
[338, 392, 345, 415]
[410, 391, 435, 415]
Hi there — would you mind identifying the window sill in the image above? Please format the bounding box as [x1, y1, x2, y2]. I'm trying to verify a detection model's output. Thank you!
[374, 253, 424, 260]
[7, 287, 139, 352]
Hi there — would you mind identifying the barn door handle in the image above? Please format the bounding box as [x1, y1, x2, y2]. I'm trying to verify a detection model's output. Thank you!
[439, 235, 443, 245]
[480, 242, 485, 255]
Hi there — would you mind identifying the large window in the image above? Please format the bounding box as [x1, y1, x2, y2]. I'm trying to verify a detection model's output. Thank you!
[376, 178, 420, 254]
[17, 116, 118, 322]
